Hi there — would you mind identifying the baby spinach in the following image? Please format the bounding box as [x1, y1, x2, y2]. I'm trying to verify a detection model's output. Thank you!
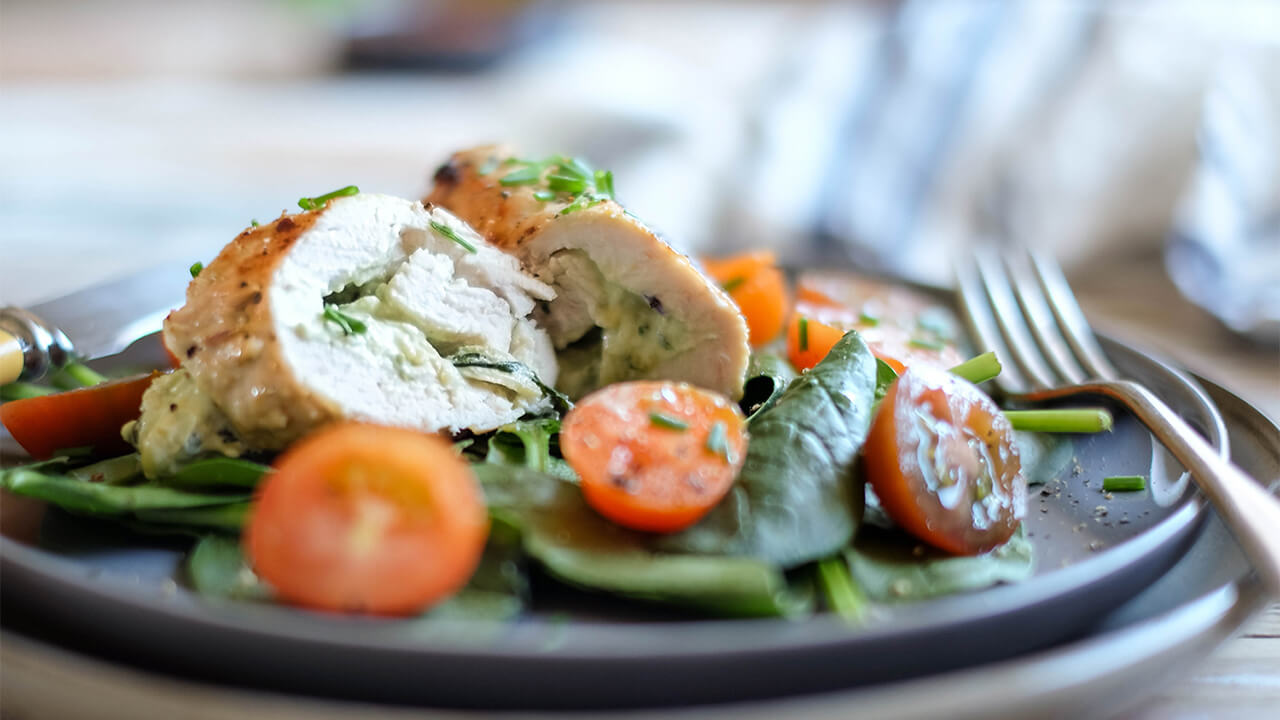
[476, 464, 810, 617]
[739, 352, 796, 419]
[843, 526, 1034, 602]
[657, 331, 877, 568]
[1, 466, 250, 515]
[169, 456, 271, 489]
[484, 418, 576, 480]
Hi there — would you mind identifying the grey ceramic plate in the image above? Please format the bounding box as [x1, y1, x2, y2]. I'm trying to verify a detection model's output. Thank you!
[0, 263, 1251, 711]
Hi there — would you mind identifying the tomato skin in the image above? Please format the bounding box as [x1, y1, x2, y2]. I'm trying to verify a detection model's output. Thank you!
[245, 423, 488, 615]
[785, 314, 846, 371]
[0, 372, 159, 459]
[702, 252, 788, 347]
[863, 366, 1025, 555]
[562, 381, 748, 533]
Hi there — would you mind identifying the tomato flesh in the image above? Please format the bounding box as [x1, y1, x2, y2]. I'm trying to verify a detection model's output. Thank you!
[562, 381, 748, 533]
[245, 423, 488, 615]
[864, 366, 1025, 554]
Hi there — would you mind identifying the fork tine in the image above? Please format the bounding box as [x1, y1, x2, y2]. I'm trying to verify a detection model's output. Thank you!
[973, 247, 1059, 391]
[1004, 250, 1087, 385]
[1028, 249, 1120, 380]
[956, 258, 1028, 395]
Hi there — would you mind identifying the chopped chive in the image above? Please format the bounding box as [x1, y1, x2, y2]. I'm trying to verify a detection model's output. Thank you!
[323, 305, 367, 335]
[499, 165, 543, 186]
[817, 556, 868, 624]
[594, 169, 615, 198]
[298, 185, 359, 210]
[1003, 408, 1113, 433]
[949, 351, 1001, 385]
[1103, 475, 1146, 492]
[798, 316, 810, 351]
[558, 156, 593, 180]
[189, 261, 204, 279]
[649, 412, 689, 431]
[60, 362, 107, 388]
[533, 190, 557, 201]
[908, 337, 946, 351]
[558, 194, 606, 216]
[916, 315, 951, 336]
[858, 312, 880, 326]
[705, 421, 734, 463]
[250, 219, 260, 227]
[547, 173, 587, 194]
[430, 220, 477, 253]
[477, 156, 501, 176]
[721, 276, 747, 293]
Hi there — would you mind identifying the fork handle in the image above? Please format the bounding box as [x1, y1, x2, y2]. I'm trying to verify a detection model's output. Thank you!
[1094, 380, 1280, 597]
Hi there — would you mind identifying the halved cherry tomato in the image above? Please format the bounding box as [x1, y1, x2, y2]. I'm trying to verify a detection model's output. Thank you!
[703, 252, 788, 346]
[0, 372, 159, 459]
[701, 251, 776, 284]
[245, 423, 488, 615]
[863, 366, 1025, 555]
[561, 381, 748, 533]
[785, 314, 846, 371]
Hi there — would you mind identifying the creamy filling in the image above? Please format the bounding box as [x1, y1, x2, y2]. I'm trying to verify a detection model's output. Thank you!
[124, 369, 248, 479]
[539, 250, 692, 399]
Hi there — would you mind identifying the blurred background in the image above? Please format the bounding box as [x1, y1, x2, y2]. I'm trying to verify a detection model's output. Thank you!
[0, 0, 1276, 402]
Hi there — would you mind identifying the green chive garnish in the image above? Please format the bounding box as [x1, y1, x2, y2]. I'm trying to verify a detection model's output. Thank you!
[547, 173, 587, 194]
[298, 185, 359, 210]
[649, 412, 689, 431]
[533, 190, 556, 201]
[250, 219, 260, 227]
[323, 305, 367, 335]
[705, 421, 734, 463]
[189, 262, 203, 279]
[499, 165, 543, 186]
[721, 276, 747, 293]
[1103, 475, 1146, 492]
[908, 337, 946, 351]
[798, 316, 810, 351]
[430, 220, 477, 253]
[858, 312, 879, 326]
[1004, 408, 1113, 434]
[594, 169, 615, 198]
[477, 156, 501, 176]
[949, 351, 1001, 385]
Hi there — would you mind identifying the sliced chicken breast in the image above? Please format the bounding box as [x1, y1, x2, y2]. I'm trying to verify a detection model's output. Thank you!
[134, 193, 557, 474]
[427, 146, 750, 400]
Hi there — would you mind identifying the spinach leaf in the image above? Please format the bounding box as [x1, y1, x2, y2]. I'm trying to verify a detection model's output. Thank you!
[484, 418, 576, 480]
[657, 331, 877, 568]
[169, 456, 271, 489]
[1, 467, 250, 515]
[476, 464, 809, 617]
[740, 352, 796, 419]
[67, 454, 143, 485]
[873, 357, 899, 403]
[188, 534, 273, 601]
[844, 525, 1034, 602]
[137, 502, 250, 532]
[449, 351, 571, 416]
[186, 520, 528, 622]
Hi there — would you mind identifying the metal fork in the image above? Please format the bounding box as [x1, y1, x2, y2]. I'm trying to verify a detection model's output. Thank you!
[957, 247, 1280, 596]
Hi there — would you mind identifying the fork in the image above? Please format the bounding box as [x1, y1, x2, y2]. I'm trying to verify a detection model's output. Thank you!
[956, 247, 1280, 597]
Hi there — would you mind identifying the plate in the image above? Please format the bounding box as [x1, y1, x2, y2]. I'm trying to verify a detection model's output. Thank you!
[0, 262, 1243, 710]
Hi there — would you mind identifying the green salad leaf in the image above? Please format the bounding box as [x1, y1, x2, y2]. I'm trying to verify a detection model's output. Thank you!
[1, 466, 250, 515]
[739, 352, 796, 420]
[656, 331, 877, 568]
[843, 525, 1034, 602]
[169, 456, 271, 489]
[476, 464, 810, 617]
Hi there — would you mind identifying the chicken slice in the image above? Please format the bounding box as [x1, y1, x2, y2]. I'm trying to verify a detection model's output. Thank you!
[143, 193, 557, 471]
[427, 146, 750, 400]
